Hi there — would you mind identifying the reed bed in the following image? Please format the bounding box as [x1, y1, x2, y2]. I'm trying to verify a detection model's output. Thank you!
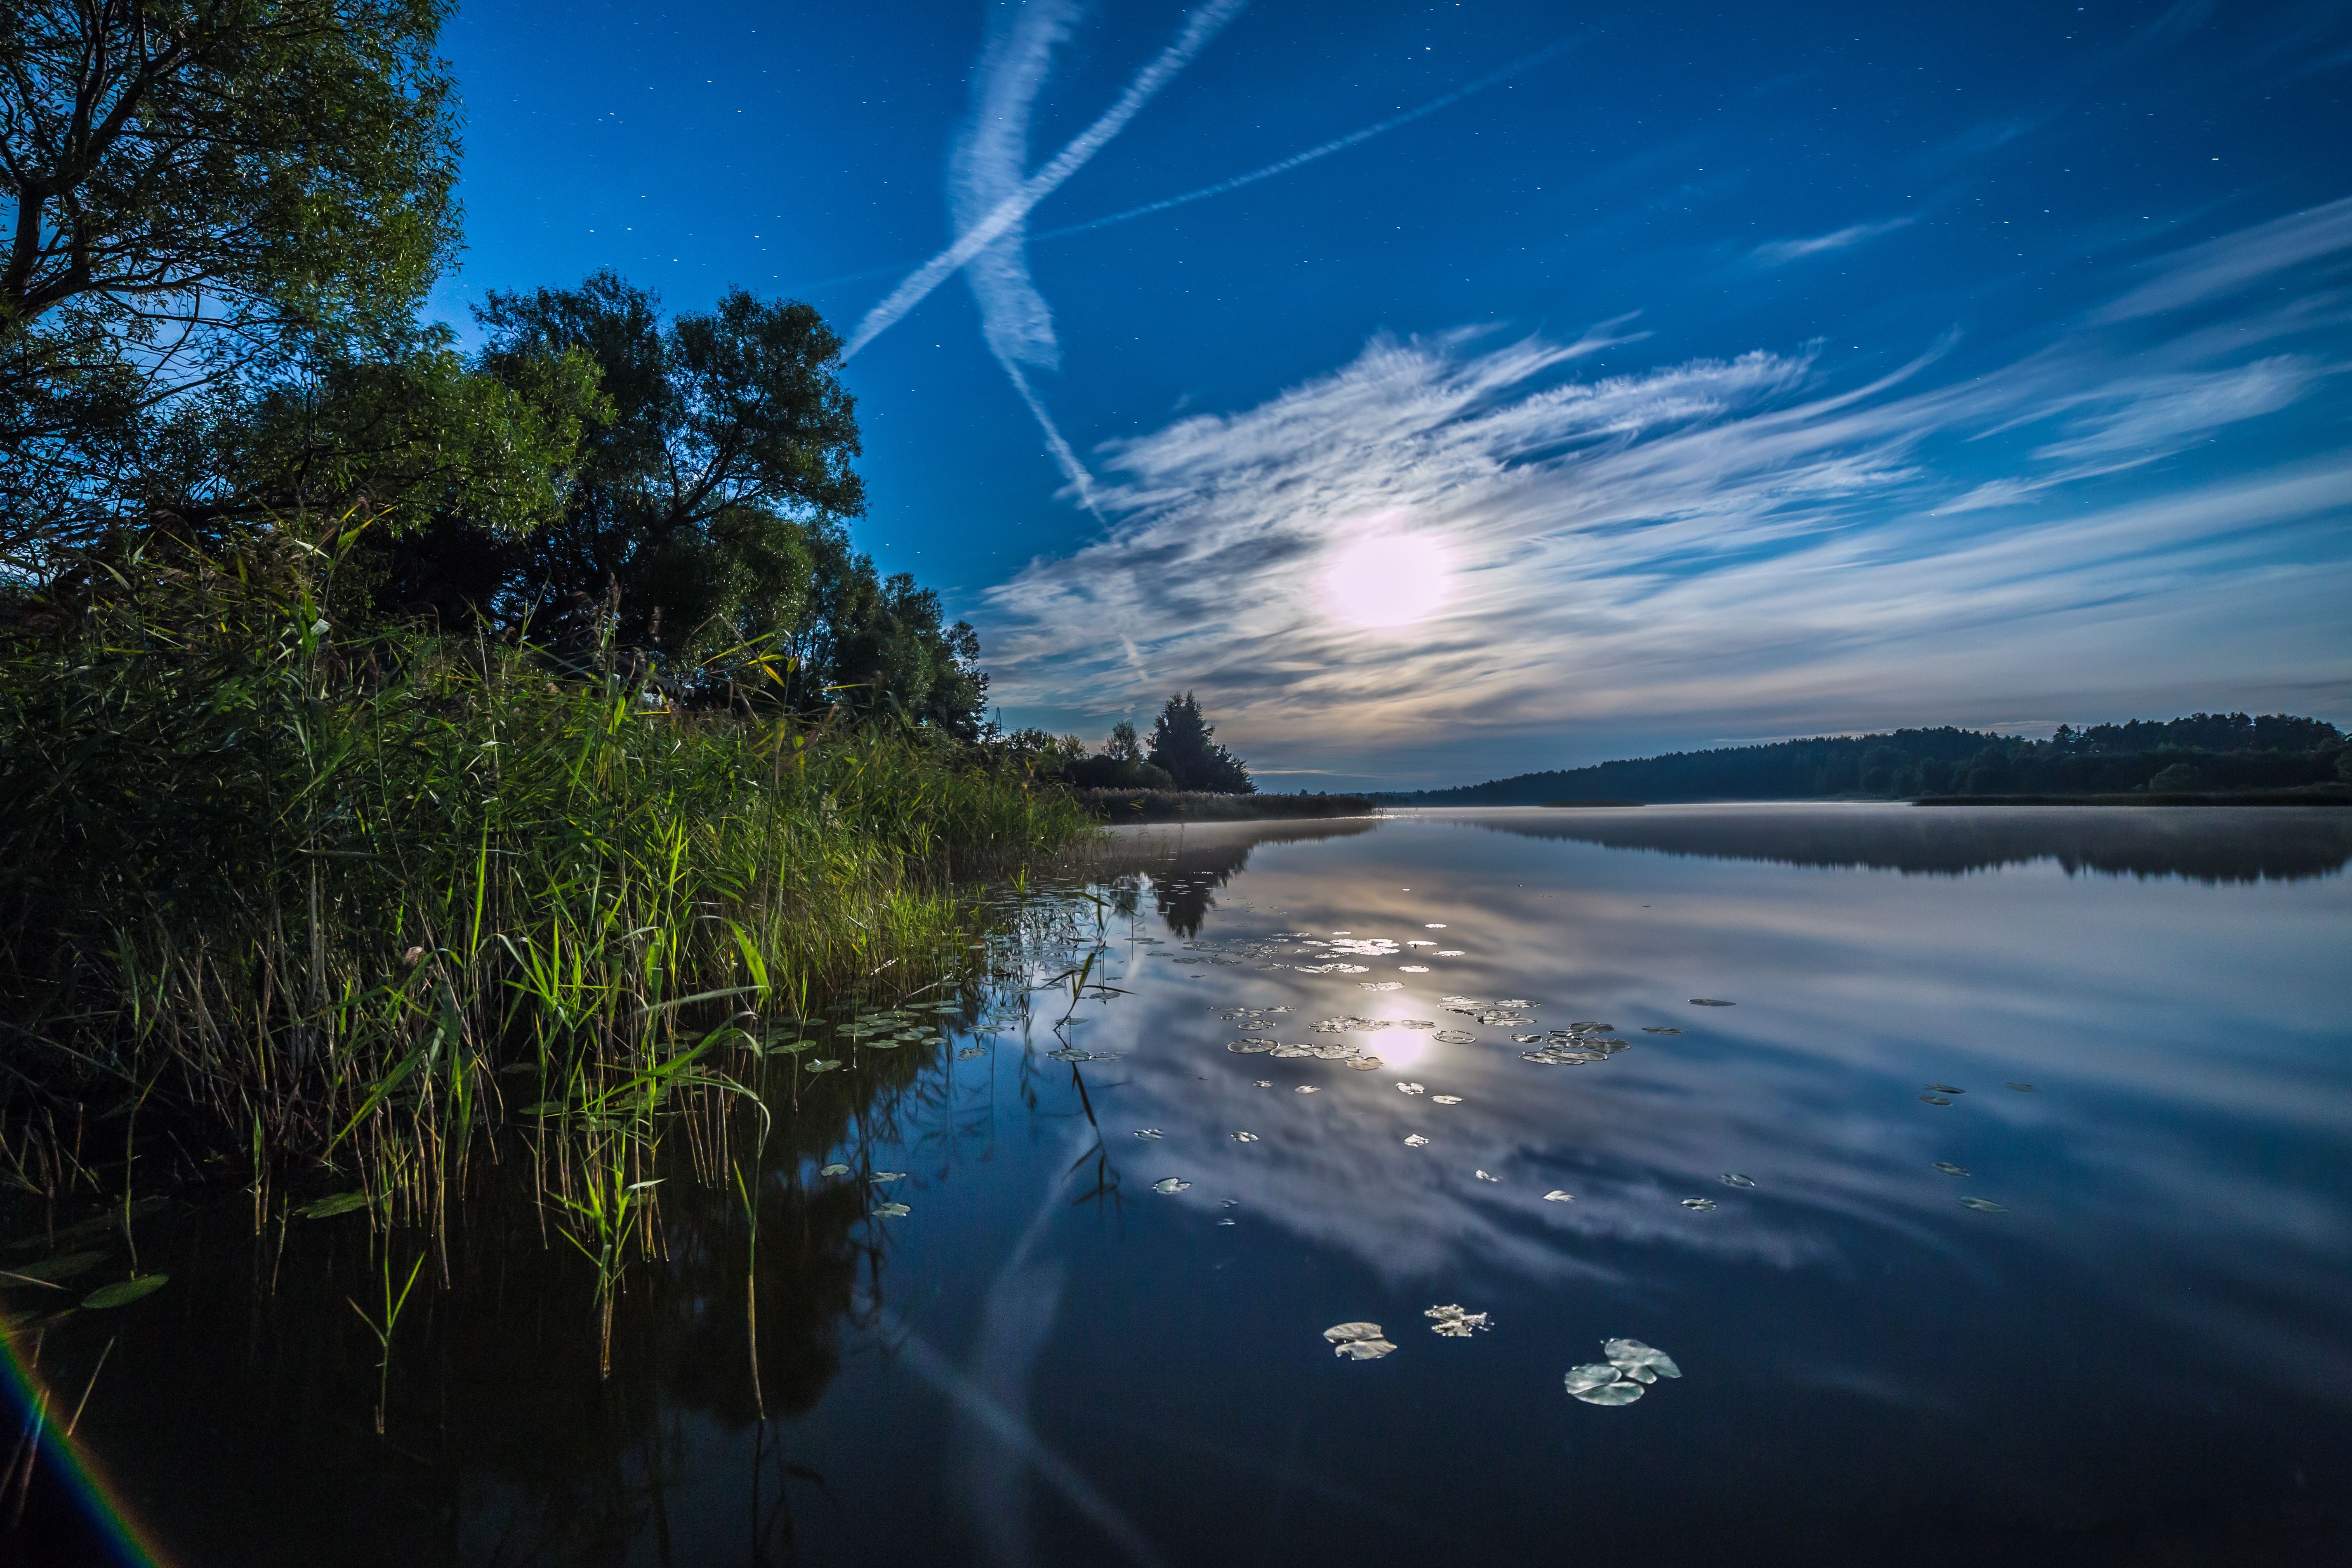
[0, 521, 1091, 1238]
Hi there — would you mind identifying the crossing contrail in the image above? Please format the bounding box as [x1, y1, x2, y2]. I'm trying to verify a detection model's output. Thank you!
[842, 0, 1252, 361]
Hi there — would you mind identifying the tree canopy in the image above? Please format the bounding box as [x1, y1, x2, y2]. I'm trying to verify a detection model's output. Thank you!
[1147, 693, 1253, 793]
[2, 1, 464, 547]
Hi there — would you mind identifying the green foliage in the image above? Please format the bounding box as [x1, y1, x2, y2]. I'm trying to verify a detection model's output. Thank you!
[1146, 692, 1254, 794]
[1405, 716, 2351, 804]
[0, 519, 1088, 1198]
[1106, 719, 1142, 762]
[1, 0, 463, 545]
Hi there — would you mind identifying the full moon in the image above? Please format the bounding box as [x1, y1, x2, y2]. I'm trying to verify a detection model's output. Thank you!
[1322, 531, 1453, 628]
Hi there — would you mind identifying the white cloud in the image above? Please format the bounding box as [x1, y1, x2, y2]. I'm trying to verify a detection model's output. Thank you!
[1748, 216, 1916, 266]
[975, 200, 2352, 766]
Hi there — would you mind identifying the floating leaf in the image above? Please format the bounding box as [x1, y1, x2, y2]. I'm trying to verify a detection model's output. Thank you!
[1334, 1337, 1398, 1361]
[298, 1191, 374, 1220]
[81, 1275, 169, 1310]
[1404, 1134, 1430, 1148]
[1475, 1170, 1499, 1183]
[872, 1171, 906, 1182]
[1924, 1084, 1965, 1094]
[1399, 965, 1431, 973]
[1426, 1304, 1490, 1336]
[1933, 1162, 1968, 1177]
[1690, 999, 1735, 1007]
[957, 1045, 988, 1061]
[1641, 1026, 1682, 1035]
[1431, 1095, 1463, 1105]
[1542, 1190, 1575, 1203]
[1152, 1177, 1191, 1194]
[1254, 1080, 1273, 1088]
[1572, 1377, 1645, 1405]
[1681, 1197, 1718, 1211]
[1605, 1337, 1682, 1379]
[820, 1162, 851, 1176]
[1133, 1129, 1164, 1139]
[806, 1059, 843, 1073]
[1435, 949, 1464, 956]
[1958, 1197, 2008, 1212]
[1294, 1085, 1320, 1094]
[1324, 1320, 1384, 1343]
[1347, 1056, 1383, 1071]
[871, 1202, 910, 1219]
[1433, 1030, 1475, 1045]
[1231, 1131, 1259, 1144]
[2007, 1082, 2037, 1092]
[1397, 1082, 1426, 1096]
[1719, 1173, 1756, 1188]
[1918, 1094, 1953, 1106]
[1564, 1363, 1622, 1395]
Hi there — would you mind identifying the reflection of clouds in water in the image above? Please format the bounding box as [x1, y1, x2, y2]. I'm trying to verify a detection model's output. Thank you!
[943, 1147, 1166, 1568]
[1075, 811, 2352, 1405]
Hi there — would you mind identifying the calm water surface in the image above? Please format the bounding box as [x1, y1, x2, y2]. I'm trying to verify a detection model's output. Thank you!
[17, 805, 2352, 1566]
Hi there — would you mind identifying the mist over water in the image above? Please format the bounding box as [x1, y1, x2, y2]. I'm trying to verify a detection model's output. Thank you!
[31, 806, 2352, 1566]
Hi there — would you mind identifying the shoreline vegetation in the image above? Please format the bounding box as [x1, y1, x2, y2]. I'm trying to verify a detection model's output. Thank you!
[0, 526, 1094, 1246]
[1078, 788, 1378, 823]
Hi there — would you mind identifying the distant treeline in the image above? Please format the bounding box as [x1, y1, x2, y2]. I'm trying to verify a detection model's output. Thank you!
[1389, 714, 2350, 805]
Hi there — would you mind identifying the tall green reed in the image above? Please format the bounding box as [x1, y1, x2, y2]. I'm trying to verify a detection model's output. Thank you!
[0, 516, 1089, 1248]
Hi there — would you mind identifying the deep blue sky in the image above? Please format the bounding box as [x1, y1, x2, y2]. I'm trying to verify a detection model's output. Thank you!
[436, 1, 2352, 789]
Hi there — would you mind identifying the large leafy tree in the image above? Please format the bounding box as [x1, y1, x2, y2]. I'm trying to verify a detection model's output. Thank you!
[1148, 692, 1253, 794]
[376, 272, 989, 737]
[1, 0, 466, 548]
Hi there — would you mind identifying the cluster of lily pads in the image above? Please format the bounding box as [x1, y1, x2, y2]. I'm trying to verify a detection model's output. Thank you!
[1518, 1023, 1635, 1068]
[1564, 1338, 1683, 1404]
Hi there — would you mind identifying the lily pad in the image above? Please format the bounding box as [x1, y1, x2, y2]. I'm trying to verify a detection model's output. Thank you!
[1924, 1084, 1965, 1094]
[1334, 1337, 1398, 1361]
[957, 1045, 988, 1061]
[1918, 1094, 1953, 1106]
[1324, 1320, 1384, 1343]
[1432, 1095, 1463, 1105]
[1152, 1177, 1191, 1194]
[1572, 1377, 1645, 1406]
[820, 1162, 851, 1176]
[1681, 1197, 1718, 1211]
[1254, 1080, 1274, 1088]
[1358, 981, 1403, 993]
[1398, 965, 1430, 973]
[1933, 1162, 1968, 1176]
[1719, 1173, 1756, 1188]
[1426, 1304, 1490, 1337]
[1605, 1337, 1682, 1379]
[1641, 1026, 1682, 1035]
[1397, 1082, 1426, 1095]
[1543, 1190, 1575, 1203]
[1958, 1196, 2008, 1212]
[1433, 1030, 1475, 1045]
[1347, 1056, 1383, 1071]
[806, 1059, 843, 1074]
[1564, 1363, 1623, 1396]
[1435, 950, 1464, 956]
[1294, 1085, 1320, 1094]
[1133, 1129, 1164, 1139]
[1231, 1132, 1259, 1144]
[1475, 1170, 1499, 1183]
[1404, 1134, 1430, 1148]
[871, 1202, 911, 1219]
[81, 1274, 170, 1310]
[872, 1171, 906, 1182]
[1690, 999, 1735, 1007]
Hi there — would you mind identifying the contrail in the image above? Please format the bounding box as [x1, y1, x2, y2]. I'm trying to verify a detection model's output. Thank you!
[994, 348, 1105, 519]
[1033, 35, 1581, 244]
[843, 0, 1252, 360]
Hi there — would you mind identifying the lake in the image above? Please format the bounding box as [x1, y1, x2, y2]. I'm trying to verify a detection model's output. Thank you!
[10, 804, 2351, 1566]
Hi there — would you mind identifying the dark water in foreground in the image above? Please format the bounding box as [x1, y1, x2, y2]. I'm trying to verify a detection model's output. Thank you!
[9, 805, 2352, 1567]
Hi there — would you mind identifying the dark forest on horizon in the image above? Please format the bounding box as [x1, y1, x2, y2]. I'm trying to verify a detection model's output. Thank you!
[1392, 713, 2352, 806]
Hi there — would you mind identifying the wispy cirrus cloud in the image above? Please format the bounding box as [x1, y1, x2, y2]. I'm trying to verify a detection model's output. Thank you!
[1748, 215, 1916, 266]
[977, 198, 2352, 774]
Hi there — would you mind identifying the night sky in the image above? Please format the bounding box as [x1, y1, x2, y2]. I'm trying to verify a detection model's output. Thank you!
[436, 0, 2352, 790]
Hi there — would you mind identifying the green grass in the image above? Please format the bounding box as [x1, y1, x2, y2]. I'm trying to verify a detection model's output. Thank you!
[0, 520, 1091, 1233]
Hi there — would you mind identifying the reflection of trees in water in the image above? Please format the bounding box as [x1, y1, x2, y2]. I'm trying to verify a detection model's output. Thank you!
[1457, 806, 2352, 884]
[1085, 821, 1380, 936]
[67, 1042, 948, 1567]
